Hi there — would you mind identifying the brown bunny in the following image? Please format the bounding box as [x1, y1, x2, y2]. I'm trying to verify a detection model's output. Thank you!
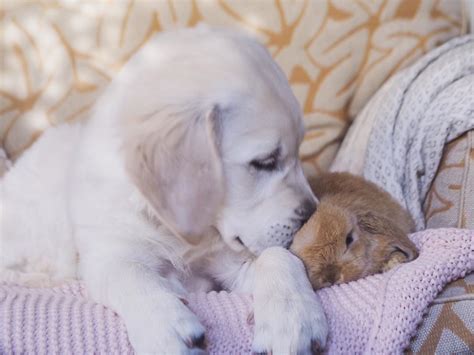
[290, 172, 419, 289]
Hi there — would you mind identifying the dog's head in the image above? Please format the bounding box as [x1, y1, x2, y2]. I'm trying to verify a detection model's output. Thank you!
[118, 26, 315, 255]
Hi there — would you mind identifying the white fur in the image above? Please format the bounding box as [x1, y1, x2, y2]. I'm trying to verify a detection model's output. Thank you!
[251, 247, 328, 353]
[0, 26, 327, 354]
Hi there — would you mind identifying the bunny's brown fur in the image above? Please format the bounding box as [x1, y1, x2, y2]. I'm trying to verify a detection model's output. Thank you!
[291, 172, 418, 290]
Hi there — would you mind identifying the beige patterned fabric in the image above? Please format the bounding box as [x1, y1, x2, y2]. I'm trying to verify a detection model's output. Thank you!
[410, 131, 474, 354]
[424, 130, 474, 229]
[0, 0, 465, 176]
[408, 273, 474, 354]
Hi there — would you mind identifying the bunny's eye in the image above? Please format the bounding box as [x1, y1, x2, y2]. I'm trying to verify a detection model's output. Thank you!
[345, 231, 354, 248]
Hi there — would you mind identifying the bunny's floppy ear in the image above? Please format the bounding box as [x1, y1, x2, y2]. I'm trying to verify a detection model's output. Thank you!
[124, 104, 224, 241]
[358, 212, 418, 262]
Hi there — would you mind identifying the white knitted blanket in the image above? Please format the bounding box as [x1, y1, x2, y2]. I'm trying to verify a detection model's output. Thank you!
[332, 35, 474, 230]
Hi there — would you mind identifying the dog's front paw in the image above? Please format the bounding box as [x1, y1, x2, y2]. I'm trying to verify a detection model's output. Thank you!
[127, 296, 206, 355]
[251, 247, 328, 354]
[252, 294, 328, 354]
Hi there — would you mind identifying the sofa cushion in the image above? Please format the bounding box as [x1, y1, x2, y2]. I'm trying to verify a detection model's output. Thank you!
[0, 0, 465, 176]
[408, 273, 474, 354]
[424, 130, 474, 229]
[409, 130, 474, 353]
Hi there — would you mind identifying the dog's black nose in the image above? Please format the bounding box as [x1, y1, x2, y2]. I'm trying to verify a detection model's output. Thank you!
[295, 199, 317, 225]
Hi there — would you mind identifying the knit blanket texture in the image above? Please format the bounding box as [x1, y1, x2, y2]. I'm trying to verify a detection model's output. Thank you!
[1, 228, 473, 354]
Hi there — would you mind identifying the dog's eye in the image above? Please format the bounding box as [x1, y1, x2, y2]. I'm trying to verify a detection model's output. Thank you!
[250, 147, 280, 171]
[250, 157, 278, 171]
[345, 231, 354, 248]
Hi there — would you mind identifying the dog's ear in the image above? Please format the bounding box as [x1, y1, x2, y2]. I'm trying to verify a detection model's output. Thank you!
[124, 104, 224, 241]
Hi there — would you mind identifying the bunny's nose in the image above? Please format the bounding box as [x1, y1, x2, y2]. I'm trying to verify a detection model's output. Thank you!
[322, 264, 340, 286]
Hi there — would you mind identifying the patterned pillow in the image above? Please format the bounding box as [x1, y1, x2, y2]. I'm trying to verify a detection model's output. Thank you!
[410, 131, 474, 354]
[408, 274, 474, 354]
[0, 0, 466, 176]
[424, 130, 474, 229]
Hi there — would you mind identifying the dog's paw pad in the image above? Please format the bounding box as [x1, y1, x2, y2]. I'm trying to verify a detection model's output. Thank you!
[247, 311, 255, 325]
[312, 337, 325, 354]
[189, 333, 206, 349]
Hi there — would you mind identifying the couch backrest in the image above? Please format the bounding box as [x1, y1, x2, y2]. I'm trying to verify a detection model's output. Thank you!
[0, 0, 466, 177]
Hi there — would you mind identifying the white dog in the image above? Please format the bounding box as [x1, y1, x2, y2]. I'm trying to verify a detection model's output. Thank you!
[0, 27, 327, 354]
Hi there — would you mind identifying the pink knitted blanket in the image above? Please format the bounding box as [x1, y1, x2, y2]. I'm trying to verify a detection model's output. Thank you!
[1, 228, 473, 354]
